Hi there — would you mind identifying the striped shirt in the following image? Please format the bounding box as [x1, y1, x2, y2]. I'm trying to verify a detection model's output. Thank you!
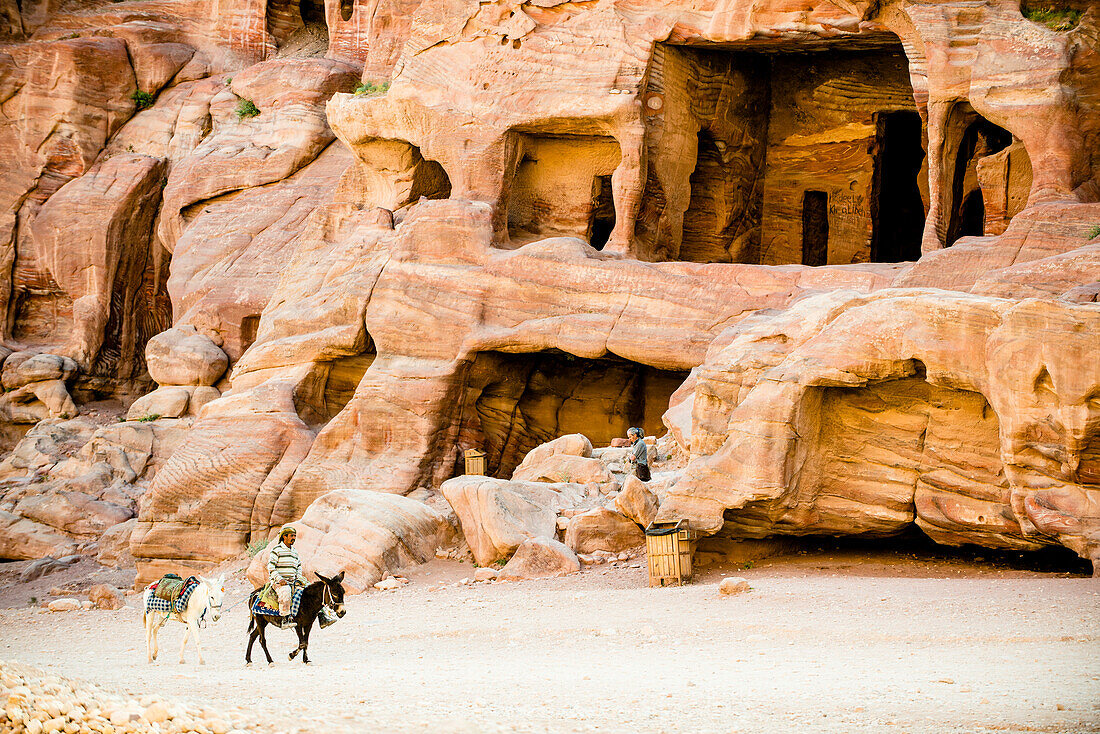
[267, 541, 306, 584]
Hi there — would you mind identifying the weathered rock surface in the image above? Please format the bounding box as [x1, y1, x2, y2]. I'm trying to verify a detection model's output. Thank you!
[244, 489, 449, 594]
[499, 536, 581, 581]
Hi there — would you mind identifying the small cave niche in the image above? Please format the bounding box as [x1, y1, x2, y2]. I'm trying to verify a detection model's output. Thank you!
[640, 37, 927, 265]
[267, 0, 329, 55]
[945, 109, 1016, 246]
[240, 314, 261, 353]
[505, 134, 621, 249]
[456, 350, 689, 478]
[292, 335, 377, 428]
[339, 0, 354, 22]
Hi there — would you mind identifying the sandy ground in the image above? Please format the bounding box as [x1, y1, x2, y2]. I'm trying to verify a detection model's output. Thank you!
[2, 550, 1099, 734]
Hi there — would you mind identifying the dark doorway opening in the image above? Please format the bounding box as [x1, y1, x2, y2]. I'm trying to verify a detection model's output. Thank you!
[588, 175, 615, 250]
[957, 190, 985, 240]
[802, 191, 829, 266]
[946, 116, 1012, 246]
[300, 0, 325, 26]
[339, 0, 354, 22]
[871, 111, 926, 262]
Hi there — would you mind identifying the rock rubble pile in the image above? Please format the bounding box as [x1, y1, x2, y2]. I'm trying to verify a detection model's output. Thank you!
[1, 663, 263, 734]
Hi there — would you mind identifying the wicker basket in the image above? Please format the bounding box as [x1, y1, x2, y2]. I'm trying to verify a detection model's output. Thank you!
[645, 519, 697, 587]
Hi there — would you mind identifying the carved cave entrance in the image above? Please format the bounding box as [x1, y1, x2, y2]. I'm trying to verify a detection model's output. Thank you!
[711, 374, 1090, 573]
[458, 350, 688, 478]
[944, 104, 1028, 246]
[639, 38, 928, 265]
[505, 134, 621, 249]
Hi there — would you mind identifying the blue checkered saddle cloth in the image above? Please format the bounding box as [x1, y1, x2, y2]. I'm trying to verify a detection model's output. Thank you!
[251, 587, 304, 620]
[145, 576, 201, 615]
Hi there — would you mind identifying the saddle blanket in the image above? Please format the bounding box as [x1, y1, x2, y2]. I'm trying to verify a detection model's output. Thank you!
[145, 577, 200, 615]
[251, 587, 304, 620]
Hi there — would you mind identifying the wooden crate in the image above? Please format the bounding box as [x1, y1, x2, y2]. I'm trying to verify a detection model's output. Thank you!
[463, 448, 487, 476]
[645, 520, 696, 587]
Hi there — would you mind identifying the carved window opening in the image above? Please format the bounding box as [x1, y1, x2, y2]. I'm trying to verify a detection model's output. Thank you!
[802, 191, 828, 266]
[504, 133, 621, 249]
[340, 0, 354, 22]
[588, 175, 615, 251]
[945, 111, 1013, 246]
[640, 38, 925, 265]
[458, 350, 688, 478]
[870, 110, 926, 263]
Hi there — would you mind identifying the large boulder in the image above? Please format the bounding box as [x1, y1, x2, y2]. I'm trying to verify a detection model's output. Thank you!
[611, 475, 659, 528]
[564, 507, 645, 555]
[499, 537, 580, 581]
[441, 475, 585, 565]
[512, 453, 614, 485]
[1, 353, 78, 390]
[245, 489, 450, 594]
[512, 434, 593, 474]
[145, 326, 229, 386]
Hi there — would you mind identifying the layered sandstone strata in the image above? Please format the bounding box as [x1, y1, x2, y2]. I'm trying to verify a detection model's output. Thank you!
[0, 0, 1096, 578]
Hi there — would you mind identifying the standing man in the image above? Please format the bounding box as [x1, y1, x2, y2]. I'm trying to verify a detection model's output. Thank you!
[267, 525, 307, 616]
[627, 427, 650, 482]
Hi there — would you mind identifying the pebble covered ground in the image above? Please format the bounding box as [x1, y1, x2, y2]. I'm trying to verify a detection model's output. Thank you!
[2, 551, 1099, 733]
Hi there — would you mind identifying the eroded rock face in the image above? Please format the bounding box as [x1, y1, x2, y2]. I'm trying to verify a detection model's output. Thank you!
[659, 291, 1100, 567]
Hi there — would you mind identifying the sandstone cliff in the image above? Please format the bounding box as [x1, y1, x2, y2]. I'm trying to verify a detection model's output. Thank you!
[0, 0, 1096, 580]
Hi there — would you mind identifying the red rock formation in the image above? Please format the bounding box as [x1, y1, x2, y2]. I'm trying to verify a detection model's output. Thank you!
[0, 0, 1096, 578]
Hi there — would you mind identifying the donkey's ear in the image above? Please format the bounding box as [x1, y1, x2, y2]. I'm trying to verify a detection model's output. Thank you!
[315, 572, 330, 584]
[333, 571, 345, 583]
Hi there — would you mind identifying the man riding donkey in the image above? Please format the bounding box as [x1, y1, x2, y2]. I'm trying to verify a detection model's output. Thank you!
[267, 525, 307, 616]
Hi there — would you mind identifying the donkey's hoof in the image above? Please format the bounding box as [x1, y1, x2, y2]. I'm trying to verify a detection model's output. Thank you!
[245, 662, 252, 667]
[288, 653, 294, 661]
[268, 662, 276, 668]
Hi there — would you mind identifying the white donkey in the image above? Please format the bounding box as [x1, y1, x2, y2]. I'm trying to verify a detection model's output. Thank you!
[142, 575, 225, 664]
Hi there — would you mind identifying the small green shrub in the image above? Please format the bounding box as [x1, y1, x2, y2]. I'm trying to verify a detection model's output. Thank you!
[1022, 6, 1081, 31]
[742, 560, 755, 570]
[247, 539, 269, 557]
[1087, 224, 1100, 240]
[354, 81, 390, 97]
[136, 413, 161, 423]
[131, 90, 155, 111]
[492, 558, 507, 568]
[29, 597, 37, 606]
[60, 33, 79, 40]
[235, 98, 260, 120]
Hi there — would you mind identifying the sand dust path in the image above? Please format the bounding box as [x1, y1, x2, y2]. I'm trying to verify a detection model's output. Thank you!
[3, 560, 1098, 733]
